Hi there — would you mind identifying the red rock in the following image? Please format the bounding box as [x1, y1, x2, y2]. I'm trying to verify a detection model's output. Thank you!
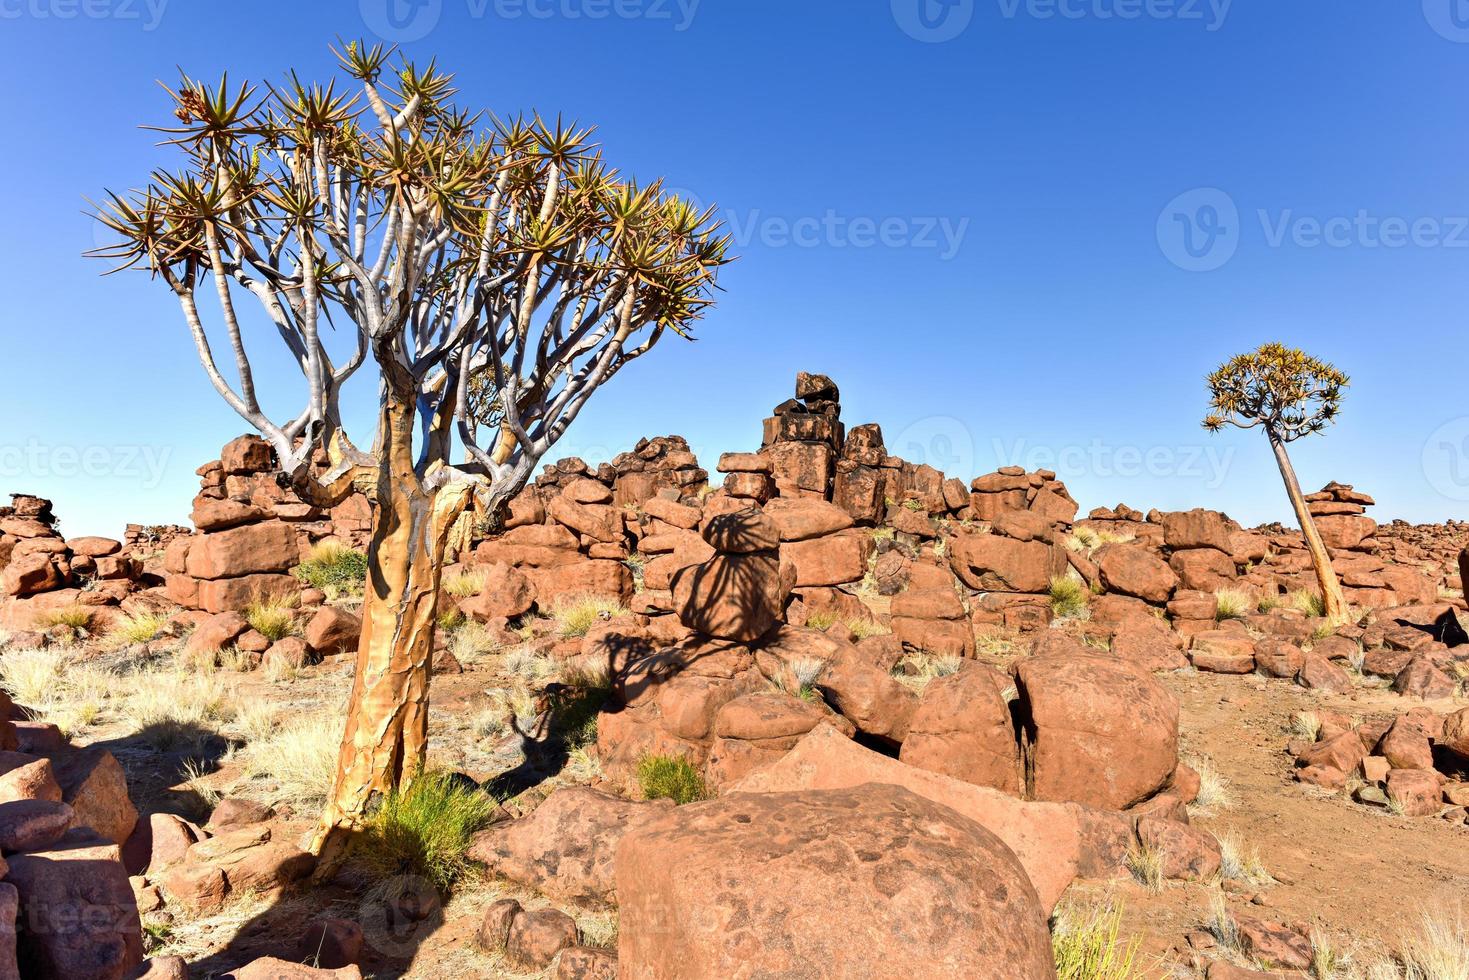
[700, 507, 780, 554]
[7, 830, 143, 980]
[507, 908, 580, 971]
[527, 561, 633, 607]
[1236, 917, 1312, 970]
[0, 554, 63, 597]
[1169, 547, 1237, 591]
[762, 498, 855, 541]
[548, 497, 623, 544]
[191, 498, 269, 532]
[224, 957, 361, 979]
[184, 522, 298, 580]
[1108, 622, 1189, 672]
[949, 533, 1061, 594]
[475, 897, 521, 952]
[0, 800, 73, 852]
[196, 573, 299, 614]
[672, 553, 791, 643]
[132, 955, 189, 979]
[1136, 816, 1222, 880]
[66, 536, 121, 558]
[1161, 509, 1233, 552]
[296, 918, 364, 970]
[1393, 654, 1457, 698]
[220, 435, 273, 474]
[764, 441, 834, 498]
[890, 616, 975, 659]
[732, 725, 1104, 914]
[553, 946, 618, 980]
[1314, 514, 1377, 550]
[817, 644, 918, 743]
[1296, 652, 1352, 693]
[705, 692, 854, 789]
[1443, 708, 1469, 760]
[302, 605, 362, 656]
[205, 797, 273, 829]
[54, 747, 138, 846]
[160, 862, 228, 913]
[0, 752, 61, 804]
[782, 531, 871, 587]
[1014, 650, 1178, 810]
[616, 784, 1056, 980]
[1297, 731, 1365, 774]
[1097, 544, 1178, 603]
[899, 668, 1020, 794]
[1296, 764, 1345, 789]
[1386, 769, 1445, 816]
[467, 787, 670, 906]
[1253, 639, 1304, 678]
[1378, 716, 1435, 770]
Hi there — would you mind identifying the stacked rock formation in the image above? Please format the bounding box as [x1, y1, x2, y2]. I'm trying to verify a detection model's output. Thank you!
[164, 435, 372, 614]
[0, 494, 144, 633]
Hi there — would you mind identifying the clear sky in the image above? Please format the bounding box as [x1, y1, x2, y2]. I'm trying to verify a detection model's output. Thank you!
[2, 0, 1468, 536]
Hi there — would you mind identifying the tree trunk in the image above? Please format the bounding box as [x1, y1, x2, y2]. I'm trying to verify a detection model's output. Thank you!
[1268, 428, 1350, 626]
[308, 395, 471, 874]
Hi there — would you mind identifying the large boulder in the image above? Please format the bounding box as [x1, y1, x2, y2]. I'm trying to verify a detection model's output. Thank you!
[615, 784, 1056, 980]
[53, 748, 138, 846]
[458, 562, 535, 622]
[6, 829, 143, 980]
[1161, 509, 1232, 552]
[184, 522, 299, 580]
[671, 554, 793, 643]
[466, 787, 671, 906]
[732, 725, 1126, 914]
[898, 667, 1021, 794]
[948, 533, 1059, 594]
[1097, 544, 1178, 604]
[1013, 648, 1179, 810]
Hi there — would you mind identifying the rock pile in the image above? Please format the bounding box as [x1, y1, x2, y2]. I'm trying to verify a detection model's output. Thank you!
[0, 493, 146, 635]
[164, 436, 371, 613]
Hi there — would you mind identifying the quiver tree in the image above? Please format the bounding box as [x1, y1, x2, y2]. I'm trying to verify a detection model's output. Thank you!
[89, 43, 730, 868]
[1204, 342, 1351, 626]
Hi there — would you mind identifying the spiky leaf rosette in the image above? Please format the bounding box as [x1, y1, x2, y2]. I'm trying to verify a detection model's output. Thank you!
[1203, 342, 1348, 443]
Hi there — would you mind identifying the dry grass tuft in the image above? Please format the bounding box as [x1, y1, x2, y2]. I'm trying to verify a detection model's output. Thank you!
[1190, 760, 1234, 814]
[1126, 841, 1165, 893]
[111, 611, 170, 646]
[1052, 900, 1150, 980]
[244, 597, 298, 642]
[551, 594, 627, 639]
[240, 714, 343, 807]
[1214, 588, 1254, 621]
[1050, 575, 1091, 619]
[442, 569, 487, 599]
[1216, 831, 1273, 887]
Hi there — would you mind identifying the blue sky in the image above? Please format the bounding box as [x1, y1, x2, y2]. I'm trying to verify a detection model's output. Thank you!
[3, 0, 1469, 536]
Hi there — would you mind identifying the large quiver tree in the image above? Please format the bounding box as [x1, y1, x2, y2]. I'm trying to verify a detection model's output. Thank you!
[90, 42, 730, 867]
[1203, 342, 1351, 626]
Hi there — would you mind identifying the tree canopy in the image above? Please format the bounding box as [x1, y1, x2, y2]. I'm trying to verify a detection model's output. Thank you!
[90, 40, 731, 507]
[1203, 342, 1348, 443]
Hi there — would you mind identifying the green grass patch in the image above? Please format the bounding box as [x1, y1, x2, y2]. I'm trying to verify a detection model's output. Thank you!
[294, 542, 368, 598]
[1052, 901, 1148, 980]
[637, 754, 709, 805]
[355, 771, 500, 892]
[1050, 576, 1090, 618]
